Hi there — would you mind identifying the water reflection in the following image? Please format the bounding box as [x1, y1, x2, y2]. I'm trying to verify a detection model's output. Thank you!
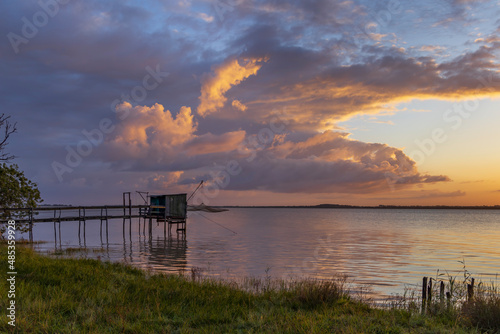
[136, 235, 188, 272]
[31, 208, 500, 300]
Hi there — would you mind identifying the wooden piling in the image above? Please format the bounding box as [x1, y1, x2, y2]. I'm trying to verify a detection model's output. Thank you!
[29, 208, 33, 243]
[58, 222, 61, 247]
[427, 278, 433, 305]
[422, 276, 428, 313]
[53, 221, 57, 248]
[129, 218, 132, 239]
[467, 278, 475, 301]
[439, 281, 445, 308]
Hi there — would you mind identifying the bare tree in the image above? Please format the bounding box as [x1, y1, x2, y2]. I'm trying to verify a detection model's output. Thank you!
[0, 114, 17, 161]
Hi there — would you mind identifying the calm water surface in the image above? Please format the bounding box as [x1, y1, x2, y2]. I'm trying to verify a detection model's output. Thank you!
[31, 208, 500, 299]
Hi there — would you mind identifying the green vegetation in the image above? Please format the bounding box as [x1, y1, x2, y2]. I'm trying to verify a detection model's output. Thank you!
[0, 163, 43, 235]
[0, 113, 42, 236]
[1, 246, 499, 333]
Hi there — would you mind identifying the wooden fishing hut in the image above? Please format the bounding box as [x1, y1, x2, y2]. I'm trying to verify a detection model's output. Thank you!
[149, 193, 187, 233]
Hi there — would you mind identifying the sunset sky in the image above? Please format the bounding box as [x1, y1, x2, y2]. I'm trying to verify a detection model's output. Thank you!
[2, 0, 500, 206]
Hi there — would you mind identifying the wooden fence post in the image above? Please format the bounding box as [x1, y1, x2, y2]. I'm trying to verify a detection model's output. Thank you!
[427, 278, 433, 306]
[467, 278, 475, 301]
[439, 281, 445, 308]
[422, 276, 428, 313]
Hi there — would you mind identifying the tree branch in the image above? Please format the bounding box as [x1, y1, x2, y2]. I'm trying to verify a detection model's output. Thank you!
[0, 113, 17, 161]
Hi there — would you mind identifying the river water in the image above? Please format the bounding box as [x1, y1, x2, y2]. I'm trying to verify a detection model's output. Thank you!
[30, 208, 500, 300]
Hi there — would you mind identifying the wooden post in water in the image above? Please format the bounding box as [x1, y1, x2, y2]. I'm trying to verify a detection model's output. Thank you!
[427, 278, 433, 307]
[53, 221, 57, 248]
[58, 222, 61, 247]
[422, 276, 428, 313]
[122, 218, 127, 244]
[439, 281, 445, 309]
[53, 209, 62, 249]
[129, 218, 132, 240]
[467, 278, 475, 301]
[128, 195, 132, 218]
[78, 208, 83, 238]
[29, 208, 33, 243]
[105, 218, 109, 244]
[99, 207, 103, 243]
[78, 208, 82, 247]
[122, 192, 131, 236]
[82, 208, 86, 246]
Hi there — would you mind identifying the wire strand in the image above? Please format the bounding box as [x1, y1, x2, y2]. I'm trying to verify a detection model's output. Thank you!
[194, 212, 237, 234]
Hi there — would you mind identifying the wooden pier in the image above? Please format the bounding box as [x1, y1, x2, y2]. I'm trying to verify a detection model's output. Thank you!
[2, 203, 187, 244]
[1, 192, 192, 246]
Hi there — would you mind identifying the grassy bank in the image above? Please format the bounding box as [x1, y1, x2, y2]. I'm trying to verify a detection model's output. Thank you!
[0, 245, 498, 333]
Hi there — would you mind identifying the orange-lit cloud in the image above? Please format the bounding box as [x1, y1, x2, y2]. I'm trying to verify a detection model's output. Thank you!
[231, 99, 247, 111]
[185, 131, 246, 155]
[244, 42, 500, 131]
[221, 130, 449, 194]
[108, 102, 196, 159]
[197, 57, 266, 116]
[143, 171, 184, 190]
[101, 102, 450, 195]
[103, 102, 246, 169]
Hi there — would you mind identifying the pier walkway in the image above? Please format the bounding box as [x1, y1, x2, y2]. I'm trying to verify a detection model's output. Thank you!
[1, 204, 187, 243]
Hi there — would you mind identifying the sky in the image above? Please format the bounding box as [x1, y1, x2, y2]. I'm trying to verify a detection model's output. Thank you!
[1, 0, 500, 206]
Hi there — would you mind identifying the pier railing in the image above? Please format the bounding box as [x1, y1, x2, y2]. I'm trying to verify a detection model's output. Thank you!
[1, 205, 152, 223]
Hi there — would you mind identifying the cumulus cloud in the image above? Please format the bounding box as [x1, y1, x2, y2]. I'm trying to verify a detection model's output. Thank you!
[197, 57, 266, 116]
[106, 102, 196, 160]
[231, 99, 247, 111]
[102, 104, 450, 195]
[213, 131, 450, 194]
[103, 102, 246, 170]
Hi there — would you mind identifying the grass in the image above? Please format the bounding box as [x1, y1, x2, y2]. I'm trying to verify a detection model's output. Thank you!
[0, 245, 498, 333]
[390, 265, 500, 333]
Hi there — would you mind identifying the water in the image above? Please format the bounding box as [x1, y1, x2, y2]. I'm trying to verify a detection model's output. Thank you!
[29, 208, 500, 300]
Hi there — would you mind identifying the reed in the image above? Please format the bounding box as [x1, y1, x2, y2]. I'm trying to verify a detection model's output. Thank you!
[0, 245, 495, 333]
[389, 265, 500, 332]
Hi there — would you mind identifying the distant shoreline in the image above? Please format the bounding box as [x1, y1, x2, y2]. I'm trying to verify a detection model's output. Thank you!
[220, 204, 500, 210]
[39, 204, 500, 210]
